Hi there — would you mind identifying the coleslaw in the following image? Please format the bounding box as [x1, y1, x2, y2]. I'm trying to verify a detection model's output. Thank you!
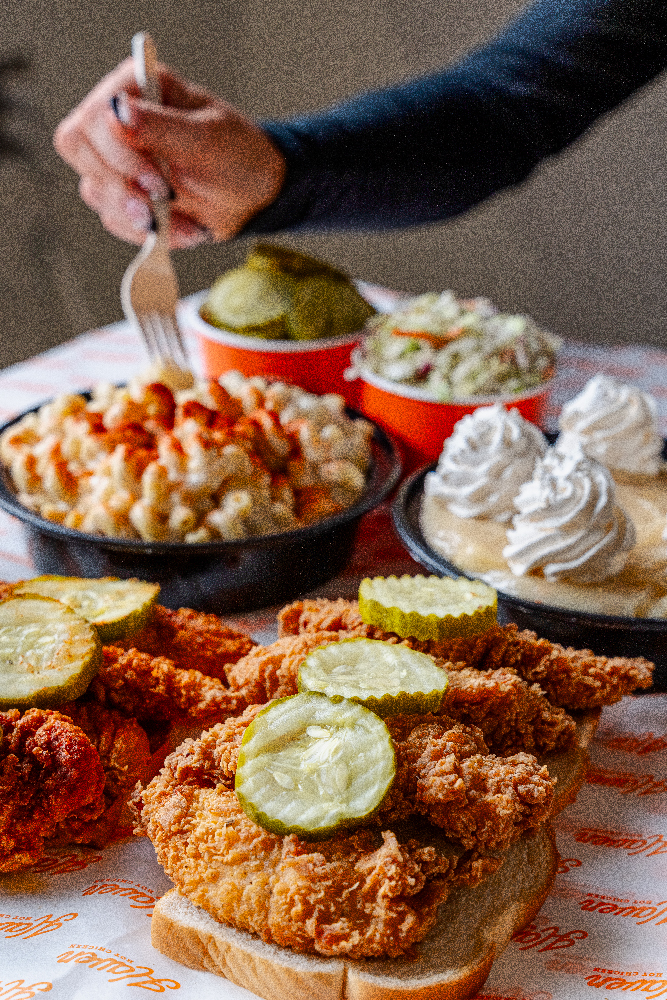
[355, 291, 560, 401]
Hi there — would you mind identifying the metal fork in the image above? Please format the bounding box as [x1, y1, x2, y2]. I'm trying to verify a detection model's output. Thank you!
[120, 32, 190, 372]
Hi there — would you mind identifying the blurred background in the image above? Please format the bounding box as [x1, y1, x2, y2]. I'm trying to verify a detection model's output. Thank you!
[1, 0, 667, 369]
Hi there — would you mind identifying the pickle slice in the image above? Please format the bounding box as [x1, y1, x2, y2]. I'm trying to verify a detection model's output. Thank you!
[246, 243, 348, 280]
[11, 576, 160, 643]
[235, 692, 395, 840]
[0, 595, 102, 710]
[359, 574, 497, 641]
[200, 267, 292, 338]
[298, 637, 447, 717]
[286, 276, 375, 341]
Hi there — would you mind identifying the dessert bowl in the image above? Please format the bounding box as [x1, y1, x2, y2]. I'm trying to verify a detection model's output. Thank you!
[0, 402, 401, 615]
[349, 350, 552, 471]
[181, 291, 363, 405]
[392, 463, 667, 690]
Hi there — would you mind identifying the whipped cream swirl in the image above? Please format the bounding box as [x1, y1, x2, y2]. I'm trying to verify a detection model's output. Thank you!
[503, 447, 636, 583]
[424, 404, 547, 521]
[558, 374, 663, 476]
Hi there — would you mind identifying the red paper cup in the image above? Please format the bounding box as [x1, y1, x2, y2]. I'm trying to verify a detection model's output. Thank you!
[350, 351, 551, 471]
[181, 292, 361, 404]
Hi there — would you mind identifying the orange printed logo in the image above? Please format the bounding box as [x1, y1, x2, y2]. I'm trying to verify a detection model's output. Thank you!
[82, 879, 159, 914]
[29, 852, 103, 876]
[586, 764, 667, 796]
[512, 924, 588, 951]
[602, 731, 667, 756]
[0, 984, 52, 999]
[0, 913, 77, 940]
[574, 826, 667, 858]
[577, 894, 667, 927]
[557, 857, 582, 874]
[475, 992, 552, 1000]
[56, 947, 180, 991]
[585, 971, 667, 993]
[544, 957, 597, 976]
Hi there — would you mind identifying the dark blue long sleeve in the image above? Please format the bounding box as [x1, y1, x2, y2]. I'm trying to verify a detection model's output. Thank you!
[244, 0, 667, 232]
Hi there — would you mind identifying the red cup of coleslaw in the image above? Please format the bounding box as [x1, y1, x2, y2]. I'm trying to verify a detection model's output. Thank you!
[349, 348, 551, 471]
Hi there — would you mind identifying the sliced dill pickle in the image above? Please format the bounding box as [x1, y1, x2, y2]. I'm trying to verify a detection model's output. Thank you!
[298, 637, 447, 717]
[0, 595, 102, 710]
[235, 692, 395, 840]
[359, 574, 497, 641]
[11, 576, 160, 643]
[200, 267, 292, 338]
[286, 276, 375, 341]
[246, 243, 348, 280]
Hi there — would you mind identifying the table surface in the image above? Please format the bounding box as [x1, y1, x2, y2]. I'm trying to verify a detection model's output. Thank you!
[1, 303, 667, 997]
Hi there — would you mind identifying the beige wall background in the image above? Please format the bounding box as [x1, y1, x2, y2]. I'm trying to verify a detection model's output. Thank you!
[1, 0, 666, 370]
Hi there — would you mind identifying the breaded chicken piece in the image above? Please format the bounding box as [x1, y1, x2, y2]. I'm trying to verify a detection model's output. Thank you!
[91, 646, 250, 725]
[0, 581, 13, 601]
[57, 701, 152, 846]
[136, 725, 503, 958]
[0, 708, 106, 872]
[279, 599, 653, 708]
[441, 668, 577, 755]
[507, 637, 653, 710]
[224, 631, 341, 704]
[278, 597, 376, 639]
[379, 714, 554, 851]
[115, 605, 255, 682]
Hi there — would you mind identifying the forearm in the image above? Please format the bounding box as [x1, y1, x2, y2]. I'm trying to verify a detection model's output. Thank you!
[245, 0, 667, 233]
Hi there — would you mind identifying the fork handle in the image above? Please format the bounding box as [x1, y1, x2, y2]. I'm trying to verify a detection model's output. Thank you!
[131, 32, 171, 235]
[132, 32, 160, 104]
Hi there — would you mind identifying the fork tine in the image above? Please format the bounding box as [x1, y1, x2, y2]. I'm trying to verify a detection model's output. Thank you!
[144, 313, 163, 363]
[158, 311, 190, 369]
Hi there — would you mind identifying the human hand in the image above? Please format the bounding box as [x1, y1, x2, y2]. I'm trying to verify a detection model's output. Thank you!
[54, 58, 286, 248]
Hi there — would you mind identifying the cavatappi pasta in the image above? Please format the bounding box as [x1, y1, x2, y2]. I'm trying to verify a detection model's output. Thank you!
[0, 371, 373, 543]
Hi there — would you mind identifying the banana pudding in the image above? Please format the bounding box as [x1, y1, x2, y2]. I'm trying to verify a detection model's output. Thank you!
[421, 383, 667, 618]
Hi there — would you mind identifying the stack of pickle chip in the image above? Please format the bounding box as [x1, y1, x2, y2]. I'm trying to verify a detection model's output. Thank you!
[235, 574, 499, 840]
[200, 243, 376, 341]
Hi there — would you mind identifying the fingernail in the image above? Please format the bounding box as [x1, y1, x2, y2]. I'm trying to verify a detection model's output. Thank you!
[179, 226, 214, 248]
[126, 197, 152, 230]
[137, 170, 170, 199]
[110, 90, 133, 126]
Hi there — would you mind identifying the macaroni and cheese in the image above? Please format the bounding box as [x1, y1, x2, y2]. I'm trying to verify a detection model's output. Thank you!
[0, 371, 373, 543]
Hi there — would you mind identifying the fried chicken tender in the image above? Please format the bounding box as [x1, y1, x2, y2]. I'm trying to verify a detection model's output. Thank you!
[57, 701, 151, 846]
[0, 708, 106, 872]
[278, 597, 373, 639]
[136, 723, 503, 958]
[379, 714, 554, 851]
[278, 599, 653, 708]
[0, 581, 13, 601]
[224, 631, 342, 704]
[223, 646, 575, 760]
[115, 605, 255, 682]
[442, 668, 577, 755]
[91, 646, 250, 725]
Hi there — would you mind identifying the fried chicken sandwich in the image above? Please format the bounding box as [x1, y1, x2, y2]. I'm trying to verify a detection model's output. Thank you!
[136, 579, 651, 1000]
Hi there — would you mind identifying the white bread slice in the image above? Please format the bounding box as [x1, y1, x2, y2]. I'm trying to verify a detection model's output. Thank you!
[151, 824, 557, 1000]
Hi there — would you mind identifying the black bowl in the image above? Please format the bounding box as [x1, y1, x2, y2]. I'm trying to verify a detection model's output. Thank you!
[0, 405, 401, 615]
[392, 463, 667, 691]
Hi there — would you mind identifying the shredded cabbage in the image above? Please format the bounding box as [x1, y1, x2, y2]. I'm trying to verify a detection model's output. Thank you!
[359, 291, 560, 400]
